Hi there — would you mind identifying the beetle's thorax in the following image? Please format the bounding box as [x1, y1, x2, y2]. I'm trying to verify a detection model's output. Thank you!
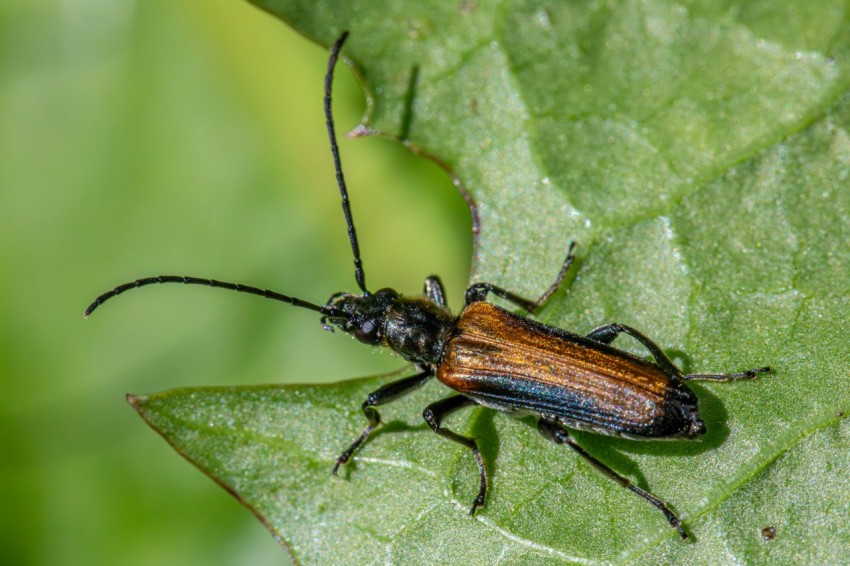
[326, 288, 456, 365]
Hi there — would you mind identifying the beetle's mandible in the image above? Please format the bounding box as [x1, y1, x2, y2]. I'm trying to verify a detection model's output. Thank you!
[86, 32, 771, 539]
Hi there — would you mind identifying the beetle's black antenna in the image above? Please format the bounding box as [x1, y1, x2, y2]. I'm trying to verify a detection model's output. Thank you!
[325, 31, 368, 295]
[83, 34, 366, 321]
[84, 276, 336, 319]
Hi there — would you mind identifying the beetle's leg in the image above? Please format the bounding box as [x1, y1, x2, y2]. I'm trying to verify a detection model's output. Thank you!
[422, 395, 487, 515]
[585, 323, 683, 378]
[537, 419, 687, 539]
[423, 276, 447, 308]
[465, 242, 576, 313]
[333, 369, 433, 474]
[684, 366, 771, 382]
[584, 323, 623, 345]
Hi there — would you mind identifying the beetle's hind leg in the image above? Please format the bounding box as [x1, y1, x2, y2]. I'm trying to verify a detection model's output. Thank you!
[465, 242, 576, 313]
[684, 367, 772, 382]
[333, 369, 433, 475]
[587, 324, 772, 384]
[422, 395, 487, 515]
[586, 323, 683, 377]
[537, 419, 688, 539]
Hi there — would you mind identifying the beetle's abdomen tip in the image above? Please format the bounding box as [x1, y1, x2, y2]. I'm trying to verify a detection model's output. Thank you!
[689, 417, 707, 438]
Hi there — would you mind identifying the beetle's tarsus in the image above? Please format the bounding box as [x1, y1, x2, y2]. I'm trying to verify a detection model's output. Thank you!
[684, 366, 772, 382]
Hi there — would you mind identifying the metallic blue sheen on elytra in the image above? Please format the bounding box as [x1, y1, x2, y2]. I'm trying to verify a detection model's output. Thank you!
[437, 302, 707, 439]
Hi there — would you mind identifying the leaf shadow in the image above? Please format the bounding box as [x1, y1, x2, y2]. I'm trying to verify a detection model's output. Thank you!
[600, 384, 731, 458]
[469, 407, 500, 480]
[504, 383, 734, 497]
[446, 406, 500, 510]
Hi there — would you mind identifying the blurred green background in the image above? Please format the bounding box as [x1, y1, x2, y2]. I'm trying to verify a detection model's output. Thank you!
[1, 0, 471, 564]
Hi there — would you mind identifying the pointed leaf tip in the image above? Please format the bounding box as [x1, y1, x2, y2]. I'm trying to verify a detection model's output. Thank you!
[126, 393, 145, 410]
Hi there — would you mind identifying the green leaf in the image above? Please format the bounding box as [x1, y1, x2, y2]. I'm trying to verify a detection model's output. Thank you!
[132, 1, 850, 563]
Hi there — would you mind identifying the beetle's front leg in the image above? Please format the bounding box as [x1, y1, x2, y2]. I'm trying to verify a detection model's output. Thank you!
[422, 395, 487, 515]
[333, 369, 433, 474]
[537, 419, 688, 539]
[423, 276, 447, 308]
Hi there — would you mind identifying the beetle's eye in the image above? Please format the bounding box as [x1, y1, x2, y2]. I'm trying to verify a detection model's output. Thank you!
[375, 288, 398, 300]
[354, 319, 381, 344]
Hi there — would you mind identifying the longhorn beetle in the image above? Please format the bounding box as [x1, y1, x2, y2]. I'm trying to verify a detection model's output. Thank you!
[86, 32, 771, 539]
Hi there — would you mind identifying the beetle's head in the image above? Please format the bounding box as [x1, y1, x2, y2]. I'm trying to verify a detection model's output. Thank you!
[322, 288, 399, 345]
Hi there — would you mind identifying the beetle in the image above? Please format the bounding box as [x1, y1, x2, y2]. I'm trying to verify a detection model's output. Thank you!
[86, 32, 771, 539]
